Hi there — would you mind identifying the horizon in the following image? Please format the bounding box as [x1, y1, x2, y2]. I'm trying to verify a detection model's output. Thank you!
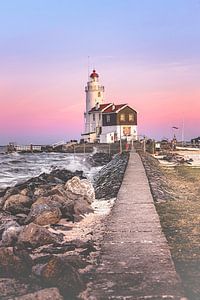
[1, 0, 200, 144]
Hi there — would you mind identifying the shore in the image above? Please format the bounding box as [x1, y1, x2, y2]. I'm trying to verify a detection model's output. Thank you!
[141, 152, 200, 300]
[0, 152, 129, 300]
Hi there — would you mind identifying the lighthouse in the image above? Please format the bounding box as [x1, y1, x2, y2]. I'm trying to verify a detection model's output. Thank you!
[84, 70, 104, 133]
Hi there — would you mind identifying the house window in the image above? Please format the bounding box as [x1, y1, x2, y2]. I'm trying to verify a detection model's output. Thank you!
[129, 114, 134, 121]
[98, 92, 101, 97]
[93, 114, 95, 121]
[123, 127, 131, 136]
[120, 114, 125, 121]
[106, 115, 110, 122]
[99, 114, 101, 121]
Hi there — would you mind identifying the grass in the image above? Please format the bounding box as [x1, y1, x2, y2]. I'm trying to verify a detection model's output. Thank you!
[154, 165, 200, 300]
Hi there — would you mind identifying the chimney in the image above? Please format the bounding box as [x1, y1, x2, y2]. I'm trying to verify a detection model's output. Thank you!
[112, 103, 115, 110]
[96, 102, 100, 110]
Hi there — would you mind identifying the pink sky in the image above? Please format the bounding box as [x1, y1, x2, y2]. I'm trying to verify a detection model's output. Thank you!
[1, 60, 200, 144]
[1, 1, 200, 144]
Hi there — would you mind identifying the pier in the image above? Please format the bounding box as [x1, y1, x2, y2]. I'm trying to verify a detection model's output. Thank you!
[87, 151, 186, 299]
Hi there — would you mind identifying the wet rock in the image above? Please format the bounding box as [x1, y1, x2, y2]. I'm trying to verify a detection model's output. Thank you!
[0, 247, 32, 277]
[41, 256, 84, 297]
[3, 194, 32, 214]
[25, 203, 62, 226]
[14, 287, 64, 300]
[17, 223, 62, 248]
[87, 152, 111, 167]
[94, 152, 129, 199]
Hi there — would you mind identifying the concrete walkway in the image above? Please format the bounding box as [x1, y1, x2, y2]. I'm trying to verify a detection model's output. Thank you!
[88, 152, 185, 300]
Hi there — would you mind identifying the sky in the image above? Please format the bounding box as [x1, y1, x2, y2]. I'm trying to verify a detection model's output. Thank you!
[0, 0, 200, 144]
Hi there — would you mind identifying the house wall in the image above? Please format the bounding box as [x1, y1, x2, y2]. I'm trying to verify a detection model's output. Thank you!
[100, 125, 138, 143]
[102, 106, 137, 127]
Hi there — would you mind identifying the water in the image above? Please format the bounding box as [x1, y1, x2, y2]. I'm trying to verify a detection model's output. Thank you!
[0, 152, 101, 190]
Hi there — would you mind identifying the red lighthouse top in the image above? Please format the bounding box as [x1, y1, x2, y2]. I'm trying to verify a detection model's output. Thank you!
[90, 69, 99, 79]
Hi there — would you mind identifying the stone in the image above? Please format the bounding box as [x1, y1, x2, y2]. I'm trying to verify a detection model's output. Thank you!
[0, 247, 32, 277]
[15, 214, 28, 225]
[25, 203, 62, 226]
[65, 177, 95, 204]
[94, 152, 129, 199]
[41, 256, 84, 296]
[74, 198, 93, 217]
[14, 287, 64, 300]
[17, 223, 61, 248]
[3, 194, 32, 214]
[1, 223, 22, 246]
[0, 278, 33, 299]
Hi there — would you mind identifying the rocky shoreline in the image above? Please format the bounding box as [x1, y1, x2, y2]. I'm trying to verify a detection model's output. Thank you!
[0, 152, 129, 300]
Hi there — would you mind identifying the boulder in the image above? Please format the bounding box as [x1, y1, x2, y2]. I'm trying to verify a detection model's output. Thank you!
[25, 202, 62, 226]
[1, 222, 22, 246]
[0, 214, 19, 239]
[65, 177, 95, 204]
[0, 247, 32, 277]
[41, 256, 84, 297]
[17, 223, 61, 248]
[14, 287, 64, 300]
[3, 194, 32, 214]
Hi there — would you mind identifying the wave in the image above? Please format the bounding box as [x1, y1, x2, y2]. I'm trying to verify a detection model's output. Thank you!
[0, 152, 101, 189]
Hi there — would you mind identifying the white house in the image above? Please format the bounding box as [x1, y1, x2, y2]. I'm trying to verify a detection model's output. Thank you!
[82, 70, 138, 143]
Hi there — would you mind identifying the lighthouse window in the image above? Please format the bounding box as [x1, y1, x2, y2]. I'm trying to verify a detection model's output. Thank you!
[93, 114, 95, 121]
[98, 92, 101, 97]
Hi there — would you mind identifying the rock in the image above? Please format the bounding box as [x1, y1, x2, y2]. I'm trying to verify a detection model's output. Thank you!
[0, 247, 32, 277]
[0, 278, 38, 299]
[3, 194, 32, 214]
[25, 203, 62, 226]
[94, 152, 129, 199]
[14, 287, 64, 300]
[17, 223, 62, 248]
[65, 177, 95, 204]
[15, 213, 28, 225]
[1, 222, 22, 246]
[74, 198, 93, 218]
[39, 243, 76, 255]
[41, 256, 84, 297]
[0, 214, 19, 239]
[87, 152, 111, 166]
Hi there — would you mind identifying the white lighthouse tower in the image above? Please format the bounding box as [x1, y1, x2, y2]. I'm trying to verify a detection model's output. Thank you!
[84, 69, 104, 134]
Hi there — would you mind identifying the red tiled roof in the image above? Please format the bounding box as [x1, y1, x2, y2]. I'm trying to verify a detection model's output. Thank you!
[103, 104, 127, 113]
[89, 103, 112, 113]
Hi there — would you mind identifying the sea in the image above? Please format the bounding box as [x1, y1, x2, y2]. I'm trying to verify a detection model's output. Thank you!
[0, 146, 101, 190]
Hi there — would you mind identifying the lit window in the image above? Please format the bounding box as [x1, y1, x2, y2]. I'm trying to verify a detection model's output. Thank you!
[129, 114, 134, 121]
[123, 127, 131, 136]
[106, 115, 110, 122]
[93, 114, 95, 121]
[120, 114, 125, 121]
